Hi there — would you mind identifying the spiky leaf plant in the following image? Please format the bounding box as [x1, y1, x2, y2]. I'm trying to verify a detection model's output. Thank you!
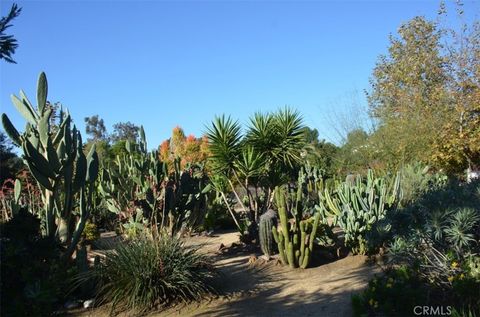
[76, 234, 216, 314]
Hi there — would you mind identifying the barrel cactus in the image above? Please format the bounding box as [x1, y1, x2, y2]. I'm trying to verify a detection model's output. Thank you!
[259, 209, 277, 258]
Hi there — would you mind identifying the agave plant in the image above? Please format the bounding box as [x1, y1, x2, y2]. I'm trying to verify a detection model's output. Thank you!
[387, 179, 480, 288]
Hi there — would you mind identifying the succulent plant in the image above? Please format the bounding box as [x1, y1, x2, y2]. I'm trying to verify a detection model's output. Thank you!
[317, 170, 400, 254]
[259, 209, 277, 258]
[271, 184, 321, 269]
[98, 130, 209, 236]
[1, 72, 99, 260]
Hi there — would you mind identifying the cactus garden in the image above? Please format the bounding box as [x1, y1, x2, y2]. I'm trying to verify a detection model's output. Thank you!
[1, 1, 479, 316]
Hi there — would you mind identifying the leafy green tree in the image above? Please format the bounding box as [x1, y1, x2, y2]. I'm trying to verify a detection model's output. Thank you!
[367, 5, 480, 174]
[0, 3, 21, 63]
[111, 121, 140, 143]
[302, 127, 320, 144]
[368, 16, 448, 170]
[302, 127, 338, 177]
[109, 139, 132, 158]
[83, 139, 111, 165]
[84, 115, 108, 142]
[310, 140, 339, 177]
[83, 115, 111, 164]
[335, 129, 373, 175]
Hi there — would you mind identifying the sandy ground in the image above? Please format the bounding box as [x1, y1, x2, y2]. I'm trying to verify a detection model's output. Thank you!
[73, 231, 380, 317]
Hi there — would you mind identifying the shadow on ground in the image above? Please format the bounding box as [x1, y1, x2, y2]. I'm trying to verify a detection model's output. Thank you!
[161, 248, 379, 317]
[71, 231, 380, 317]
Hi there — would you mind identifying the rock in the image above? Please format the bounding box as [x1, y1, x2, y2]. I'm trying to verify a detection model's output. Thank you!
[247, 254, 258, 266]
[83, 299, 95, 309]
[259, 255, 270, 261]
[64, 300, 80, 309]
[218, 243, 225, 251]
[467, 167, 480, 183]
[274, 257, 283, 266]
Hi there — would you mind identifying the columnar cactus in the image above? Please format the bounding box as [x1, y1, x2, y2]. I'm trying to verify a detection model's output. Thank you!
[317, 170, 400, 254]
[301, 164, 325, 196]
[99, 131, 166, 234]
[98, 130, 209, 236]
[271, 186, 321, 269]
[259, 209, 277, 258]
[1, 72, 99, 259]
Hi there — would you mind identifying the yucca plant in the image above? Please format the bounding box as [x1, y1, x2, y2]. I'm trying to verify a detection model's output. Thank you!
[205, 107, 306, 240]
[76, 234, 216, 314]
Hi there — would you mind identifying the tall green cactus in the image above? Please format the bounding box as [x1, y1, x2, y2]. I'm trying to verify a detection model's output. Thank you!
[98, 130, 209, 236]
[1, 72, 99, 260]
[271, 185, 321, 269]
[99, 132, 165, 234]
[317, 170, 400, 254]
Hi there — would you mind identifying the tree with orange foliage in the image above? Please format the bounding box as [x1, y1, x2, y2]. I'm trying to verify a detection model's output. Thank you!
[158, 126, 209, 170]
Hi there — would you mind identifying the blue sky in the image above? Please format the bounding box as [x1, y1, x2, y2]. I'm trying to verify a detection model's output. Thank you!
[1, 0, 478, 148]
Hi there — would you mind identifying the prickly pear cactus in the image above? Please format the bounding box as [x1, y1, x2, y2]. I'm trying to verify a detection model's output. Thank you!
[1, 72, 99, 260]
[259, 209, 277, 258]
[98, 130, 209, 236]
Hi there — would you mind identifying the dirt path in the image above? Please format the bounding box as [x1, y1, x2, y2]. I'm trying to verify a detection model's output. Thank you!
[76, 231, 380, 317]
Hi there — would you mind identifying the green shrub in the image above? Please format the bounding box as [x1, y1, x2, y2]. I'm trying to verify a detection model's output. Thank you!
[203, 199, 236, 231]
[353, 264, 480, 317]
[82, 221, 100, 243]
[1, 209, 75, 316]
[381, 179, 480, 313]
[78, 234, 216, 314]
[397, 163, 447, 208]
[352, 266, 427, 317]
[388, 182, 480, 287]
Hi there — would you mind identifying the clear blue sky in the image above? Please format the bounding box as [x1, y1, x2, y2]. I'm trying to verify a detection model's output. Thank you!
[1, 0, 478, 149]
